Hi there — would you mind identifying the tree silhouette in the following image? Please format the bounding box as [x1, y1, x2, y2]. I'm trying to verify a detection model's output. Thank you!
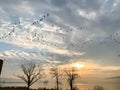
[16, 63, 44, 90]
[64, 67, 79, 90]
[0, 59, 3, 75]
[50, 67, 61, 90]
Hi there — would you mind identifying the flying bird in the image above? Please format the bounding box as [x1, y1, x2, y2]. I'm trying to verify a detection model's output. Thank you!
[47, 13, 49, 17]
[81, 27, 82, 30]
[52, 25, 54, 27]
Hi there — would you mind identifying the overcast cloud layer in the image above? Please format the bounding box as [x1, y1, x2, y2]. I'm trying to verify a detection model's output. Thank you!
[0, 0, 120, 78]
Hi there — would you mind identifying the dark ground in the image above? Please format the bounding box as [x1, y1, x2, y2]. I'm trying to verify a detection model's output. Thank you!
[0, 87, 58, 90]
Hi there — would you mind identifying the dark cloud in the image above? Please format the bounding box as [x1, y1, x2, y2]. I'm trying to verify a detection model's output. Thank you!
[50, 0, 68, 7]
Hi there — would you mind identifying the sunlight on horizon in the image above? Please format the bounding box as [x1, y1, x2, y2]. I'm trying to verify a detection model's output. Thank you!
[72, 63, 85, 69]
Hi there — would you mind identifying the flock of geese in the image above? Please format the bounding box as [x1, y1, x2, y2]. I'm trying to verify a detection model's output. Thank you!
[101, 32, 120, 45]
[0, 13, 49, 39]
[0, 13, 120, 55]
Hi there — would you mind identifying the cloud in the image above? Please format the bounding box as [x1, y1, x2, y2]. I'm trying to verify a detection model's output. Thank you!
[0, 0, 120, 68]
[50, 0, 68, 7]
[78, 10, 97, 20]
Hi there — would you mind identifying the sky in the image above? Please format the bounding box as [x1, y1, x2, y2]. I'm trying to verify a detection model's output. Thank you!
[0, 0, 120, 80]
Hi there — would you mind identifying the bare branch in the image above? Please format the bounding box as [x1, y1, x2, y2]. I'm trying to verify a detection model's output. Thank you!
[64, 67, 80, 90]
[16, 62, 44, 90]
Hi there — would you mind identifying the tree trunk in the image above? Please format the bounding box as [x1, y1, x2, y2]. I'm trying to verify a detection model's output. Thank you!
[27, 85, 30, 90]
[56, 77, 59, 90]
[27, 76, 30, 90]
[70, 80, 73, 90]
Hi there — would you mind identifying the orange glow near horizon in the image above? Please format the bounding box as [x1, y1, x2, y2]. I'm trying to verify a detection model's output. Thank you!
[58, 61, 120, 78]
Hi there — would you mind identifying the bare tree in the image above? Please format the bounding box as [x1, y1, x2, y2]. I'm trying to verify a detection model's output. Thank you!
[64, 67, 79, 90]
[16, 63, 43, 90]
[50, 67, 61, 90]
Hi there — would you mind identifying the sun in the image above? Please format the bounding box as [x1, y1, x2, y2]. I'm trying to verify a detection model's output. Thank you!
[73, 63, 84, 68]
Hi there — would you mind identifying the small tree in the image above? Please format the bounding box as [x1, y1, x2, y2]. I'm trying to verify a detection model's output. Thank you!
[50, 67, 61, 90]
[16, 63, 43, 90]
[64, 67, 79, 90]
